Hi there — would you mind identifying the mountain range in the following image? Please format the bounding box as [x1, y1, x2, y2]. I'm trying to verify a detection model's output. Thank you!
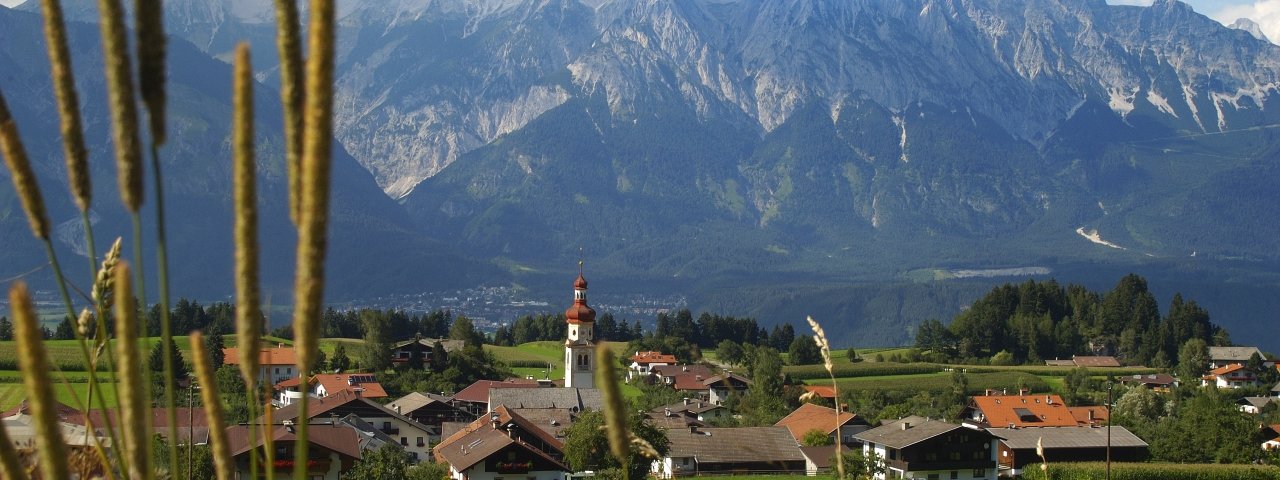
[3, 0, 1280, 350]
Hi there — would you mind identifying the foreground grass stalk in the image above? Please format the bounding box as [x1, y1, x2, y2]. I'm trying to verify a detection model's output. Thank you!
[192, 332, 234, 480]
[114, 263, 151, 479]
[293, 1, 338, 477]
[12, 282, 70, 480]
[149, 141, 180, 478]
[807, 316, 844, 480]
[595, 345, 631, 480]
[273, 0, 305, 224]
[0, 411, 27, 480]
[37, 0, 98, 280]
[233, 42, 268, 480]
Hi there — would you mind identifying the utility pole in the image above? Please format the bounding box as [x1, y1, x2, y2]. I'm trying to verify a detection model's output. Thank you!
[1106, 374, 1114, 480]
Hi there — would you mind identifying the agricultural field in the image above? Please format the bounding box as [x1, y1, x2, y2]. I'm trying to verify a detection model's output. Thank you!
[807, 371, 1052, 395]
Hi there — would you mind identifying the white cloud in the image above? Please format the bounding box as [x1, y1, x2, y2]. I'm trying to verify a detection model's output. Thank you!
[1211, 0, 1280, 45]
[0, 0, 25, 7]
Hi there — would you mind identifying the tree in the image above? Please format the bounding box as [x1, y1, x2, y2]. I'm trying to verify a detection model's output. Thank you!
[1176, 338, 1209, 383]
[360, 310, 394, 372]
[990, 350, 1015, 366]
[342, 443, 412, 480]
[449, 316, 485, 347]
[562, 410, 669, 480]
[716, 340, 744, 366]
[770, 323, 795, 351]
[149, 338, 188, 382]
[801, 428, 833, 446]
[1062, 367, 1093, 405]
[788, 336, 823, 365]
[53, 316, 76, 340]
[839, 448, 885, 480]
[846, 347, 860, 363]
[914, 319, 956, 358]
[1114, 386, 1163, 423]
[205, 333, 226, 370]
[0, 316, 11, 341]
[430, 340, 449, 372]
[331, 343, 351, 372]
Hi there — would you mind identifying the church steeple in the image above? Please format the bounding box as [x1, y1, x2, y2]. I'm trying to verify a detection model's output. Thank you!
[564, 263, 596, 389]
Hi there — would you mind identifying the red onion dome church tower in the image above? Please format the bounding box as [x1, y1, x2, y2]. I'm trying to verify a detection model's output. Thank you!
[563, 265, 596, 389]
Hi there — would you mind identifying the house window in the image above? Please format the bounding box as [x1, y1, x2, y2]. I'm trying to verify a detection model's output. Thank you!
[401, 437, 407, 446]
[949, 452, 961, 460]
[274, 368, 280, 374]
[888, 449, 897, 460]
[973, 468, 986, 478]
[925, 453, 937, 461]
[417, 437, 425, 447]
[682, 458, 689, 466]
[950, 471, 958, 479]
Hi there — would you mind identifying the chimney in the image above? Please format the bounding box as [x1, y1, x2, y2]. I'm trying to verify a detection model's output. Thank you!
[1088, 409, 1095, 421]
[683, 398, 690, 405]
[689, 425, 698, 434]
[1046, 395, 1052, 405]
[900, 422, 910, 430]
[490, 411, 500, 430]
[1019, 388, 1029, 396]
[665, 408, 673, 417]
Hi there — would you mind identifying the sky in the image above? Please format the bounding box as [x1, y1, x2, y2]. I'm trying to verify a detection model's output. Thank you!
[0, 0, 1276, 44]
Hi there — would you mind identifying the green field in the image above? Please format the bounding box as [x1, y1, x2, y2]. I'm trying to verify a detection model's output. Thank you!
[0, 376, 120, 410]
[807, 371, 1052, 394]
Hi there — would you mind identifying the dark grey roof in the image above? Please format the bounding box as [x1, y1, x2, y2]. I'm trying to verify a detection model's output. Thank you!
[509, 408, 576, 438]
[665, 427, 804, 464]
[799, 445, 850, 469]
[853, 419, 966, 449]
[1239, 397, 1276, 410]
[337, 414, 397, 451]
[877, 415, 928, 427]
[388, 392, 455, 414]
[1272, 381, 1280, 393]
[1208, 346, 1264, 361]
[488, 387, 603, 411]
[988, 426, 1148, 449]
[393, 338, 465, 352]
[653, 400, 725, 416]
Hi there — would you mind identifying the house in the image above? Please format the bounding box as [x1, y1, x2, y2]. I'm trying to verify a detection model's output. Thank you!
[1262, 425, 1280, 450]
[433, 406, 570, 480]
[775, 403, 871, 446]
[653, 426, 806, 478]
[652, 398, 729, 424]
[488, 387, 603, 412]
[386, 392, 475, 440]
[1208, 346, 1271, 369]
[227, 422, 361, 480]
[854, 418, 997, 480]
[277, 373, 390, 406]
[264, 389, 436, 461]
[703, 373, 753, 405]
[799, 444, 850, 476]
[1, 400, 104, 448]
[391, 337, 464, 366]
[1272, 381, 1280, 398]
[651, 364, 715, 387]
[987, 426, 1147, 477]
[646, 410, 710, 430]
[1237, 396, 1277, 414]
[629, 351, 678, 380]
[1117, 373, 1178, 392]
[963, 393, 1099, 428]
[453, 378, 542, 416]
[223, 346, 298, 384]
[803, 385, 839, 401]
[1201, 364, 1259, 389]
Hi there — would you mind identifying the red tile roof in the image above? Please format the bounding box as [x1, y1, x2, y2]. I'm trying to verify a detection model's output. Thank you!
[775, 403, 861, 441]
[453, 378, 540, 403]
[672, 372, 712, 391]
[970, 394, 1080, 428]
[434, 406, 568, 472]
[222, 347, 297, 366]
[227, 423, 361, 460]
[1068, 406, 1108, 426]
[631, 351, 677, 365]
[311, 374, 388, 399]
[803, 385, 838, 399]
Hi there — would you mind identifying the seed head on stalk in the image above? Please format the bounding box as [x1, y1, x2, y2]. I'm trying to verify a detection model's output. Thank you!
[97, 0, 144, 212]
[38, 0, 92, 211]
[0, 90, 51, 240]
[11, 282, 69, 480]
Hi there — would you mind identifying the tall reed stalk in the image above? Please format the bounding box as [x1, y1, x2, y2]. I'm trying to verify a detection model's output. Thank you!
[274, 0, 305, 224]
[114, 263, 151, 479]
[806, 316, 844, 480]
[192, 331, 234, 480]
[232, 40, 269, 480]
[293, 1, 337, 477]
[11, 282, 70, 480]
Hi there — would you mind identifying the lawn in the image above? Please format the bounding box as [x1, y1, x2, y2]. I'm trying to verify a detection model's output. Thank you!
[0, 376, 120, 410]
[808, 371, 1053, 395]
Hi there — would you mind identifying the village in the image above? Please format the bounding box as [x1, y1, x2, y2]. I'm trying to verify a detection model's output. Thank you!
[4, 272, 1280, 480]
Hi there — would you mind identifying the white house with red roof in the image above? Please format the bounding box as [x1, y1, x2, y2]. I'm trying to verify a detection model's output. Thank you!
[629, 351, 677, 380]
[1202, 364, 1260, 389]
[223, 346, 299, 384]
[275, 373, 389, 406]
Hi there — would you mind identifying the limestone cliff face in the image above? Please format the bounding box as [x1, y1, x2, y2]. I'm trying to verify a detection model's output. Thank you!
[76, 0, 1277, 198]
